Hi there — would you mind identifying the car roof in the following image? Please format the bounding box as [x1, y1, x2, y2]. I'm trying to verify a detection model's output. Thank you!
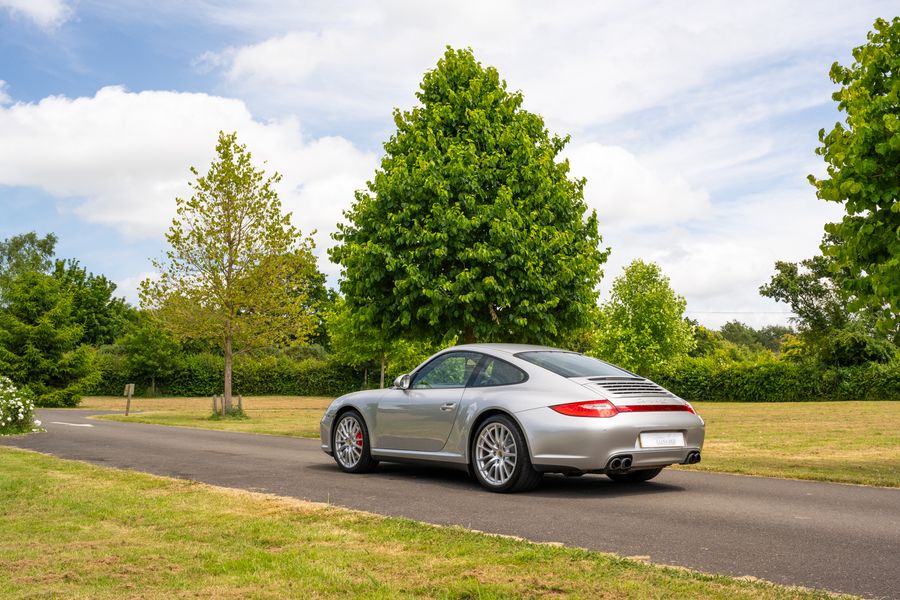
[449, 343, 568, 356]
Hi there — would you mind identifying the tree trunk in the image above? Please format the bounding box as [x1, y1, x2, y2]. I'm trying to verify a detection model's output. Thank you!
[151, 375, 156, 397]
[379, 352, 385, 389]
[224, 335, 233, 412]
[463, 326, 476, 344]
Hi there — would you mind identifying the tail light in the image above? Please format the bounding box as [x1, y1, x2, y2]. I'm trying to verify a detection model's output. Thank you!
[551, 400, 696, 417]
[550, 400, 619, 418]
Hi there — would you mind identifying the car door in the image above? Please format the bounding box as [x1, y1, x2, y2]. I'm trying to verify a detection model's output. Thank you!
[374, 351, 482, 452]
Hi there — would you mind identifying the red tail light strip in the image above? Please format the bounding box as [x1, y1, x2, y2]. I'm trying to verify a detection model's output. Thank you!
[550, 400, 695, 417]
[618, 404, 695, 413]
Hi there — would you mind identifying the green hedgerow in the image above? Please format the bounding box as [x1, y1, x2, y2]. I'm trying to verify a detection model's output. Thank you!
[0, 376, 40, 435]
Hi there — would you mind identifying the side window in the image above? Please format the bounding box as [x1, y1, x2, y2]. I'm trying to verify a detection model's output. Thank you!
[471, 357, 527, 387]
[412, 352, 481, 389]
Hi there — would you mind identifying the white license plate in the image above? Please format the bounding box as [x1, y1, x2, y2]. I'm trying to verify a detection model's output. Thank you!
[639, 431, 685, 448]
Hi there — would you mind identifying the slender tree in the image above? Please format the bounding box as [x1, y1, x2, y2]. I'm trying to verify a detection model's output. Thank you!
[141, 132, 319, 411]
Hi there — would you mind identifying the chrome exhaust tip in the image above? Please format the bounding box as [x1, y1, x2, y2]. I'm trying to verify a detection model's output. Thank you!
[621, 457, 633, 469]
[684, 451, 701, 464]
[609, 457, 622, 470]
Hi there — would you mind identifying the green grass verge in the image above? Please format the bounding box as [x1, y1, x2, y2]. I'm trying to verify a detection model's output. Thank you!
[0, 447, 849, 599]
[683, 401, 900, 487]
[83, 396, 900, 487]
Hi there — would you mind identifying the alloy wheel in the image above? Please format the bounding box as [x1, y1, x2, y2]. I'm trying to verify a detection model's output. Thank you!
[335, 414, 364, 469]
[475, 422, 518, 486]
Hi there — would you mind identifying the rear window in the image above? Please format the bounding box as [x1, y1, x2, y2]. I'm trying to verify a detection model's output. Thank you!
[515, 351, 632, 378]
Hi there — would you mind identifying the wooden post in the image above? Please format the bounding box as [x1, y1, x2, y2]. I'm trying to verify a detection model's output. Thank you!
[211, 395, 218, 414]
[124, 383, 134, 416]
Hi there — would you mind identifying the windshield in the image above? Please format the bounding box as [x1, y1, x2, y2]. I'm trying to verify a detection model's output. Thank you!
[515, 351, 634, 378]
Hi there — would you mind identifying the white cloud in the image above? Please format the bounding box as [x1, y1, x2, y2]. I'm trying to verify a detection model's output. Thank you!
[0, 0, 71, 29]
[0, 86, 376, 276]
[565, 143, 710, 228]
[197, 1, 889, 132]
[0, 81, 10, 105]
[599, 187, 846, 328]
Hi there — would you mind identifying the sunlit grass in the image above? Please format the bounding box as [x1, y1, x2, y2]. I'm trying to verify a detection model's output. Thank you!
[83, 395, 330, 438]
[0, 447, 850, 599]
[683, 401, 900, 487]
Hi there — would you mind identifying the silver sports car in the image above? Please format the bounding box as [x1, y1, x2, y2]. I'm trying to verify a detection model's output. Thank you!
[320, 343, 705, 492]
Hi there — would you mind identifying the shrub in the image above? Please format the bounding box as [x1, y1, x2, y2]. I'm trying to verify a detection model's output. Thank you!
[0, 376, 40, 434]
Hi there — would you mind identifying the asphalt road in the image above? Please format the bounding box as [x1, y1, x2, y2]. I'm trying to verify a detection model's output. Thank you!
[3, 410, 899, 599]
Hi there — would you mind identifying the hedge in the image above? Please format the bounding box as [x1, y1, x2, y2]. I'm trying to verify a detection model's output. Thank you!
[90, 350, 900, 403]
[651, 359, 900, 402]
[91, 352, 363, 398]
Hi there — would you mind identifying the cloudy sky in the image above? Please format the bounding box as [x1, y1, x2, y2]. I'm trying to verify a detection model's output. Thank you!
[0, 1, 892, 328]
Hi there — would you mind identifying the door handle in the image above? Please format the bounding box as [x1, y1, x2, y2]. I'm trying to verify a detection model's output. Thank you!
[440, 403, 457, 411]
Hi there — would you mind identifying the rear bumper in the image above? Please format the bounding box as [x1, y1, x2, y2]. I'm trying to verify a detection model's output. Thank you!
[514, 407, 705, 472]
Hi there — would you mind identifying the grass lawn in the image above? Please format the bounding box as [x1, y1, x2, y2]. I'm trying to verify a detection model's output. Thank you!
[83, 395, 331, 438]
[80, 396, 900, 488]
[683, 401, 900, 487]
[0, 447, 850, 599]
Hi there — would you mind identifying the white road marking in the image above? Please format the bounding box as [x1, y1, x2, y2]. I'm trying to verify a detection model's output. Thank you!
[50, 422, 94, 428]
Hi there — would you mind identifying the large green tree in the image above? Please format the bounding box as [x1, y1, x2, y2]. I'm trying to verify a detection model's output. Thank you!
[0, 232, 57, 302]
[760, 250, 896, 365]
[330, 47, 608, 345]
[592, 260, 694, 375]
[120, 315, 182, 396]
[141, 132, 319, 411]
[53, 259, 134, 346]
[0, 271, 99, 406]
[811, 17, 900, 328]
[326, 297, 434, 388]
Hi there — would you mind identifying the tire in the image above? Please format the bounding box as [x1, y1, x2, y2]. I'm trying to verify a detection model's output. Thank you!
[331, 410, 378, 473]
[607, 467, 663, 483]
[471, 414, 543, 493]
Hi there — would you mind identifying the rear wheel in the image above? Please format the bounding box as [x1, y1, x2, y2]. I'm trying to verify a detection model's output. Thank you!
[471, 415, 542, 493]
[332, 411, 378, 473]
[607, 467, 663, 483]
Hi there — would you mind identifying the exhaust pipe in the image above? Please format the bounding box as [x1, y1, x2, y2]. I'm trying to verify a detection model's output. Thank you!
[606, 455, 633, 471]
[683, 451, 702, 464]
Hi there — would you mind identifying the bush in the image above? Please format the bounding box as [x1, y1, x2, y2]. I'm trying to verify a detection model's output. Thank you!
[0, 376, 40, 434]
[651, 357, 900, 402]
[90, 353, 362, 398]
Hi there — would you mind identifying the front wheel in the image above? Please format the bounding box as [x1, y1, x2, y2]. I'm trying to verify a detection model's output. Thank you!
[607, 467, 663, 483]
[471, 415, 542, 493]
[332, 411, 378, 473]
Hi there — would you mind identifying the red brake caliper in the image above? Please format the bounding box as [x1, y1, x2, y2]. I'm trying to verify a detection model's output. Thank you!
[355, 431, 363, 447]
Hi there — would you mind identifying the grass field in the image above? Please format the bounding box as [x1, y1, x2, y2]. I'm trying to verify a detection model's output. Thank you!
[84, 395, 330, 438]
[81, 396, 900, 487]
[0, 446, 850, 599]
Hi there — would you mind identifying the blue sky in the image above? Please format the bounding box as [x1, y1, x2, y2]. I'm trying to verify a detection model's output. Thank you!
[0, 1, 895, 328]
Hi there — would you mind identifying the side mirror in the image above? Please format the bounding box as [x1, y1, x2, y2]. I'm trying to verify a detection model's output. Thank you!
[393, 374, 412, 390]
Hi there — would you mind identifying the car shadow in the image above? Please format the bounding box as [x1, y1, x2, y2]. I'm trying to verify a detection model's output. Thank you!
[306, 462, 685, 498]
